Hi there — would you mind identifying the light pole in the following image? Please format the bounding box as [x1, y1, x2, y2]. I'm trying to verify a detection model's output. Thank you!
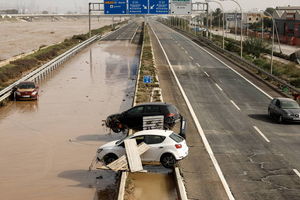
[221, 0, 243, 57]
[261, 10, 276, 74]
[206, 0, 225, 49]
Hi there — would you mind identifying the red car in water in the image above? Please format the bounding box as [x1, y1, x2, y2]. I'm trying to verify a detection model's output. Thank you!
[12, 81, 39, 100]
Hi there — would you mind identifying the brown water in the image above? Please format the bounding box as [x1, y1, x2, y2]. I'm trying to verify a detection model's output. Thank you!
[0, 40, 139, 200]
[126, 172, 178, 200]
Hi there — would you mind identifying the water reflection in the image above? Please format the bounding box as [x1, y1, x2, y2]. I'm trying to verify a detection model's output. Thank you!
[13, 100, 39, 113]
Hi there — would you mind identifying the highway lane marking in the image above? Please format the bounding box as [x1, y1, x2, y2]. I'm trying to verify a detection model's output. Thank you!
[293, 169, 300, 178]
[164, 24, 273, 100]
[204, 71, 210, 77]
[215, 83, 223, 91]
[230, 100, 241, 111]
[196, 63, 201, 67]
[253, 126, 270, 143]
[189, 56, 194, 60]
[184, 50, 188, 54]
[150, 23, 235, 200]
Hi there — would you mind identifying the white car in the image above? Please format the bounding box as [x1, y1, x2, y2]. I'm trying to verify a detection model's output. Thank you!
[96, 130, 189, 168]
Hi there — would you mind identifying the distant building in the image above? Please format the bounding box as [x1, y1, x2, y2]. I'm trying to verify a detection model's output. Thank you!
[0, 9, 18, 14]
[225, 13, 262, 29]
[273, 6, 300, 46]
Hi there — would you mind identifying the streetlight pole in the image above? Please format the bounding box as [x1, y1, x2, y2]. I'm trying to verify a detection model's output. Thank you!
[221, 0, 243, 57]
[262, 10, 276, 74]
[206, 0, 225, 49]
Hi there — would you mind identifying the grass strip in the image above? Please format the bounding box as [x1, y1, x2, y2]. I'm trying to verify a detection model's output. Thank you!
[135, 23, 160, 103]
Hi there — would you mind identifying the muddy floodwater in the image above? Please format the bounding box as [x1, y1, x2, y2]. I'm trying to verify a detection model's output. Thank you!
[0, 39, 139, 200]
[126, 172, 177, 200]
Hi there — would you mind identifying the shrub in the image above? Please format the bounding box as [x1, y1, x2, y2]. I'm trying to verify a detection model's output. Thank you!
[243, 38, 270, 57]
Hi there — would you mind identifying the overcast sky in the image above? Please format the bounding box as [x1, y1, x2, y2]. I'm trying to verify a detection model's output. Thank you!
[0, 0, 299, 13]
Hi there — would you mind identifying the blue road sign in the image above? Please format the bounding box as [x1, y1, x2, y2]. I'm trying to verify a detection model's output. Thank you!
[104, 0, 126, 14]
[149, 0, 169, 14]
[143, 75, 153, 83]
[128, 0, 148, 14]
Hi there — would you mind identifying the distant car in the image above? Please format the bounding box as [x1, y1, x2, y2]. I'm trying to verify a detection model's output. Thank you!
[12, 81, 39, 100]
[268, 98, 300, 123]
[96, 130, 188, 168]
[105, 102, 181, 133]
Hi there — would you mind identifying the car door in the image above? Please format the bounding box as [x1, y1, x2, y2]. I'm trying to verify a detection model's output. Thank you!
[274, 99, 282, 116]
[123, 106, 144, 129]
[144, 105, 162, 116]
[141, 135, 166, 161]
[269, 99, 276, 114]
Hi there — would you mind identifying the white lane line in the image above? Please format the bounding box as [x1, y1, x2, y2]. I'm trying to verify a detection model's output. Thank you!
[293, 169, 300, 178]
[161, 23, 273, 100]
[253, 126, 270, 143]
[230, 100, 241, 111]
[150, 23, 235, 200]
[189, 56, 194, 60]
[215, 83, 223, 91]
[196, 63, 201, 67]
[185, 50, 188, 54]
[204, 71, 210, 77]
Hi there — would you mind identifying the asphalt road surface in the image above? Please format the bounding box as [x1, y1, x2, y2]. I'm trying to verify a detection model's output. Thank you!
[0, 24, 140, 200]
[150, 20, 300, 200]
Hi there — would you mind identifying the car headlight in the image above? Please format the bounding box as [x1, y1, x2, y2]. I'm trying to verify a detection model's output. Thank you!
[97, 148, 103, 153]
[16, 91, 21, 95]
[31, 91, 37, 95]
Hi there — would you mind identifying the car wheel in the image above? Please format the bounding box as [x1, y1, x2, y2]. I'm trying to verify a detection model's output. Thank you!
[160, 153, 176, 168]
[103, 154, 118, 165]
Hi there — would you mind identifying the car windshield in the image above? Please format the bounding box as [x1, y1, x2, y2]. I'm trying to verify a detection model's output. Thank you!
[281, 100, 300, 109]
[18, 83, 35, 89]
[116, 135, 132, 145]
[169, 133, 184, 143]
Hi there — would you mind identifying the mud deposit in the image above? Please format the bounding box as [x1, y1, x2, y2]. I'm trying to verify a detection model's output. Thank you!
[0, 16, 124, 61]
[0, 38, 139, 200]
[125, 172, 177, 200]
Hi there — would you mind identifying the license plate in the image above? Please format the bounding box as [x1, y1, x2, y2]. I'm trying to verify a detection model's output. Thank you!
[22, 95, 30, 98]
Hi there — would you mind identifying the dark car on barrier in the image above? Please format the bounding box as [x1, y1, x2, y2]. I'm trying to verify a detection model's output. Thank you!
[268, 98, 300, 123]
[106, 102, 181, 133]
[11, 81, 39, 100]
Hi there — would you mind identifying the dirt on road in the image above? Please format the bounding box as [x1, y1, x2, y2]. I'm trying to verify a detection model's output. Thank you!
[0, 16, 124, 62]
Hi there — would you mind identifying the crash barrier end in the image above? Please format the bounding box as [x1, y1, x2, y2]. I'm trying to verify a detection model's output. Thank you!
[174, 167, 188, 200]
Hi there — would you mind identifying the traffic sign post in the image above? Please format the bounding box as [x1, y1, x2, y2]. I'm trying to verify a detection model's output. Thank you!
[149, 0, 169, 14]
[128, 0, 148, 14]
[104, 0, 127, 14]
[143, 75, 153, 83]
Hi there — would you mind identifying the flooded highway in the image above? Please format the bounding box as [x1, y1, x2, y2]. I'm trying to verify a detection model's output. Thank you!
[0, 36, 140, 199]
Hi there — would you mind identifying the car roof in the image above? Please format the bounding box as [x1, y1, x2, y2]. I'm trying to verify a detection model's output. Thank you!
[132, 129, 173, 137]
[275, 97, 296, 102]
[136, 102, 172, 106]
[18, 81, 35, 85]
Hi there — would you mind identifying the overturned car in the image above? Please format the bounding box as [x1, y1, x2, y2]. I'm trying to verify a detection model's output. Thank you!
[105, 102, 181, 133]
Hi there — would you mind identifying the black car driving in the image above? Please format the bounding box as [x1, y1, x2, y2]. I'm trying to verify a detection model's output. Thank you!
[105, 102, 181, 133]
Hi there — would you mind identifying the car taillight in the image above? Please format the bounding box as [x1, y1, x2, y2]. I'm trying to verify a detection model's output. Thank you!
[175, 144, 182, 149]
[166, 113, 175, 117]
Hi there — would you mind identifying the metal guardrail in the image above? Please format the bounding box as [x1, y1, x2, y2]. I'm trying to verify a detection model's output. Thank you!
[0, 22, 134, 104]
[0, 35, 100, 103]
[166, 24, 300, 97]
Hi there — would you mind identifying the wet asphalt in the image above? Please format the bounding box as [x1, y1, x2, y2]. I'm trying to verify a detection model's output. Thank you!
[150, 20, 300, 200]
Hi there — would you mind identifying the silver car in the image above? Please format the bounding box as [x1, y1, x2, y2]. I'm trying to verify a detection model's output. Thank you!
[268, 98, 300, 123]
